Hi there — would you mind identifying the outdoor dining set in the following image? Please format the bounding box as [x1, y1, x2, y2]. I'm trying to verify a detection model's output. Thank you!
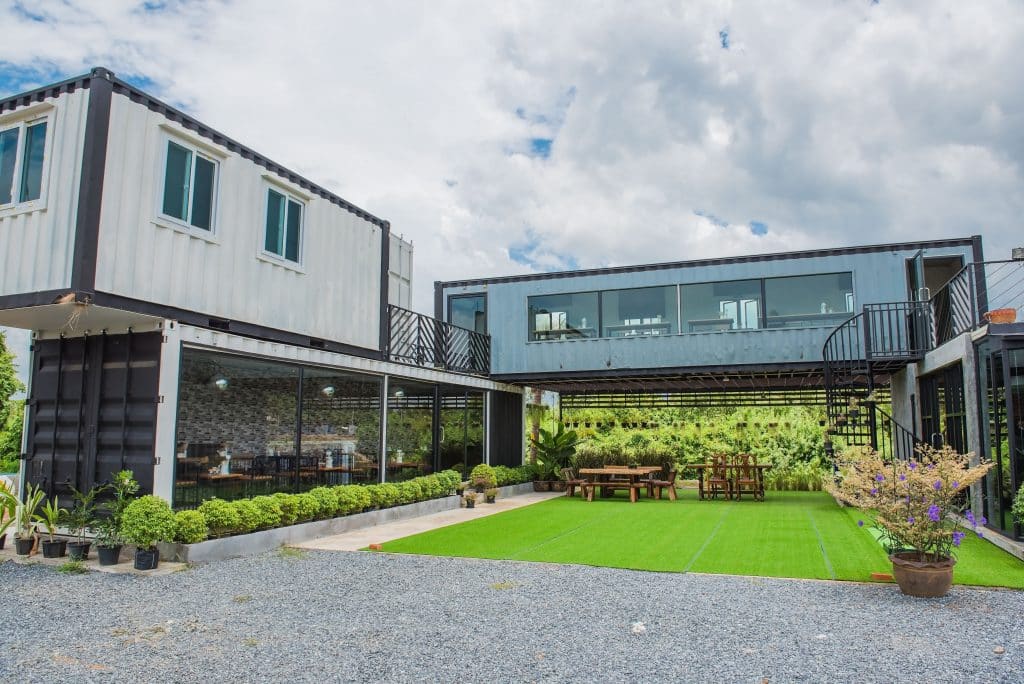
[563, 453, 770, 503]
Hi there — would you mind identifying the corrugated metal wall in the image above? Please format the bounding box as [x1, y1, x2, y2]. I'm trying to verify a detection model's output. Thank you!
[94, 94, 384, 351]
[0, 89, 89, 296]
[488, 390, 524, 466]
[388, 234, 413, 308]
[444, 246, 977, 375]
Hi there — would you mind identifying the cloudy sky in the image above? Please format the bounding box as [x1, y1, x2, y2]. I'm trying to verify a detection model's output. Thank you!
[2, 0, 1023, 381]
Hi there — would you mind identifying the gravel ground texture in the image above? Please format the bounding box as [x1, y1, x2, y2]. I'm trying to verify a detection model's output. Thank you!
[2, 550, 1023, 683]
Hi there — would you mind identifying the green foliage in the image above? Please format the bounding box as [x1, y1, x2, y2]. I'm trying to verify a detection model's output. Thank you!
[0, 331, 24, 474]
[469, 463, 497, 489]
[294, 493, 320, 521]
[120, 495, 176, 550]
[308, 487, 339, 519]
[56, 559, 88, 574]
[174, 510, 208, 544]
[16, 482, 44, 538]
[96, 470, 140, 548]
[35, 496, 66, 542]
[64, 485, 104, 543]
[374, 484, 401, 508]
[198, 498, 242, 537]
[334, 486, 370, 515]
[1013, 484, 1024, 525]
[231, 499, 263, 533]
[531, 425, 580, 479]
[0, 480, 17, 539]
[272, 493, 299, 525]
[250, 496, 284, 528]
[396, 480, 422, 504]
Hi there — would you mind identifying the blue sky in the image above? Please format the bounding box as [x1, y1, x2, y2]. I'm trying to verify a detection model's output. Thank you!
[1, 0, 1022, 377]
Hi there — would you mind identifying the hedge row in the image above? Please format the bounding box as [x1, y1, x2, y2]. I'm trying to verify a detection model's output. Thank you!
[174, 470, 463, 542]
[493, 465, 534, 487]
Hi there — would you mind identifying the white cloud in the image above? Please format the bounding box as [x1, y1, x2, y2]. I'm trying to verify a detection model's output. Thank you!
[0, 0, 1021, 332]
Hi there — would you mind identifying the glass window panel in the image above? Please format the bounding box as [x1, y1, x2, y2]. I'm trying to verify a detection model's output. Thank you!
[601, 286, 678, 337]
[265, 189, 285, 255]
[450, 295, 487, 334]
[680, 279, 762, 332]
[300, 367, 381, 487]
[764, 272, 854, 328]
[0, 127, 18, 205]
[190, 154, 215, 230]
[438, 387, 485, 477]
[285, 199, 302, 262]
[528, 292, 599, 341]
[386, 380, 435, 481]
[18, 121, 47, 202]
[162, 141, 191, 221]
[173, 350, 299, 508]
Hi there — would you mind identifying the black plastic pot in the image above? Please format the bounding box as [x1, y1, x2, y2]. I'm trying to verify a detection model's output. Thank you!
[134, 547, 160, 571]
[465, 500, 476, 509]
[0, 533, 5, 550]
[42, 539, 67, 558]
[15, 536, 33, 555]
[486, 496, 496, 504]
[97, 545, 123, 566]
[67, 541, 92, 561]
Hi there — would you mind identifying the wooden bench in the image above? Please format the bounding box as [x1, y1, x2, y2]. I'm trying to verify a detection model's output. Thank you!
[585, 480, 647, 503]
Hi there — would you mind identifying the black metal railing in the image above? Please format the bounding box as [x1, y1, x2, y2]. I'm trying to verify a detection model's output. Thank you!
[386, 305, 490, 375]
[822, 302, 931, 450]
[932, 259, 1024, 347]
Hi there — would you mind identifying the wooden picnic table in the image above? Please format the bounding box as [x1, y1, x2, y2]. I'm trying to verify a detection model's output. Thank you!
[685, 462, 772, 500]
[578, 466, 662, 503]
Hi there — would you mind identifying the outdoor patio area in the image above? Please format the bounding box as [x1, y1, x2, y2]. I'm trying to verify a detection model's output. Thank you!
[378, 490, 1024, 588]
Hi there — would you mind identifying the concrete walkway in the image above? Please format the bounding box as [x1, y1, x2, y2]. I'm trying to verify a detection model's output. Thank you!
[296, 490, 562, 551]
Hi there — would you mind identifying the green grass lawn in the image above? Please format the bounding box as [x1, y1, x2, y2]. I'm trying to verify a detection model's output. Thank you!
[380, 490, 1024, 588]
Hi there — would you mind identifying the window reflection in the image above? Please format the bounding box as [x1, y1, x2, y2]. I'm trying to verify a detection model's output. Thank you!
[764, 273, 854, 328]
[528, 292, 599, 341]
[386, 380, 435, 482]
[601, 286, 677, 337]
[681, 280, 762, 332]
[450, 295, 487, 334]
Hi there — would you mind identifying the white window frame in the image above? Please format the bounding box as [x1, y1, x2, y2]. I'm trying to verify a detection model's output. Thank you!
[0, 111, 51, 214]
[155, 134, 221, 238]
[260, 181, 306, 270]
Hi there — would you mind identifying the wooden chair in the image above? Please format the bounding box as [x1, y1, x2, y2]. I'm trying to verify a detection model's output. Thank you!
[732, 453, 764, 501]
[649, 469, 678, 500]
[560, 468, 588, 497]
[706, 453, 732, 500]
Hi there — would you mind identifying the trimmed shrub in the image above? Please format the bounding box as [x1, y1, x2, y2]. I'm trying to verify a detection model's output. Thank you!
[198, 498, 241, 538]
[294, 493, 320, 521]
[364, 484, 386, 508]
[272, 493, 299, 525]
[438, 469, 462, 493]
[120, 495, 176, 550]
[173, 509, 208, 544]
[232, 499, 262, 533]
[251, 496, 284, 528]
[335, 485, 371, 515]
[395, 480, 421, 505]
[308, 487, 339, 519]
[376, 483, 401, 508]
[469, 463, 497, 489]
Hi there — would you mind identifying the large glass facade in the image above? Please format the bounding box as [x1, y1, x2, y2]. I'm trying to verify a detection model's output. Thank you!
[175, 349, 391, 508]
[528, 292, 599, 340]
[450, 294, 487, 334]
[601, 286, 678, 337]
[980, 345, 1024, 539]
[438, 388, 485, 476]
[764, 273, 854, 328]
[680, 280, 762, 332]
[386, 379, 435, 482]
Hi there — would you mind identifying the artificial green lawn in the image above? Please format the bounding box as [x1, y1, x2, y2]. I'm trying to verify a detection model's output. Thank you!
[379, 490, 1024, 588]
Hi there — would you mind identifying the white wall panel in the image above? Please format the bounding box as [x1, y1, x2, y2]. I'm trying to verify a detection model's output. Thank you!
[0, 89, 89, 295]
[388, 234, 413, 308]
[95, 94, 385, 351]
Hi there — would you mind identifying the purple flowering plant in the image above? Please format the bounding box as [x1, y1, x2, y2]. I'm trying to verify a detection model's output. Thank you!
[827, 444, 993, 561]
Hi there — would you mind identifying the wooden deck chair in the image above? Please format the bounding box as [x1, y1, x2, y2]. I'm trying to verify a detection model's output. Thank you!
[732, 453, 763, 501]
[649, 469, 678, 500]
[706, 453, 732, 500]
[560, 467, 588, 497]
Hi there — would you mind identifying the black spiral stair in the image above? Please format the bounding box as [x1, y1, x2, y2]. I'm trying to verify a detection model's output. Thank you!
[822, 302, 931, 460]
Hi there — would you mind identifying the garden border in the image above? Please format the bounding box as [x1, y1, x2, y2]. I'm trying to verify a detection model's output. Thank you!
[159, 482, 535, 564]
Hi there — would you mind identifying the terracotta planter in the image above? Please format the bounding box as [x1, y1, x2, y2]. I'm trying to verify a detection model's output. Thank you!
[984, 308, 1017, 324]
[889, 552, 955, 597]
[549, 481, 566, 492]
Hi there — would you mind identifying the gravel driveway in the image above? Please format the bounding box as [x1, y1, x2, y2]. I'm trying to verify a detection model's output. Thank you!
[2, 550, 1022, 683]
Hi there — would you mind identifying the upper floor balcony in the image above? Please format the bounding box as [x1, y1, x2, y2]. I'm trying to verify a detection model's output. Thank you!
[385, 305, 490, 376]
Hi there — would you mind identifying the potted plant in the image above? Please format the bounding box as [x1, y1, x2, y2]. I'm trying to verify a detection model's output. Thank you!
[95, 470, 139, 566]
[983, 308, 1017, 324]
[828, 444, 993, 597]
[484, 488, 498, 504]
[463, 491, 478, 509]
[36, 496, 68, 558]
[120, 495, 177, 570]
[0, 481, 17, 550]
[530, 424, 580, 491]
[15, 482, 45, 555]
[64, 485, 104, 561]
[469, 463, 497, 493]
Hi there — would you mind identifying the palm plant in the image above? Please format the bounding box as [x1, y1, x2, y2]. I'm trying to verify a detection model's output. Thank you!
[64, 485, 104, 544]
[0, 481, 17, 543]
[36, 496, 67, 542]
[16, 482, 45, 540]
[530, 424, 581, 480]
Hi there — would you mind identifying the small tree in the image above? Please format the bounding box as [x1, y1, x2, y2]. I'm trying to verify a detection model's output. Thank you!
[530, 424, 580, 480]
